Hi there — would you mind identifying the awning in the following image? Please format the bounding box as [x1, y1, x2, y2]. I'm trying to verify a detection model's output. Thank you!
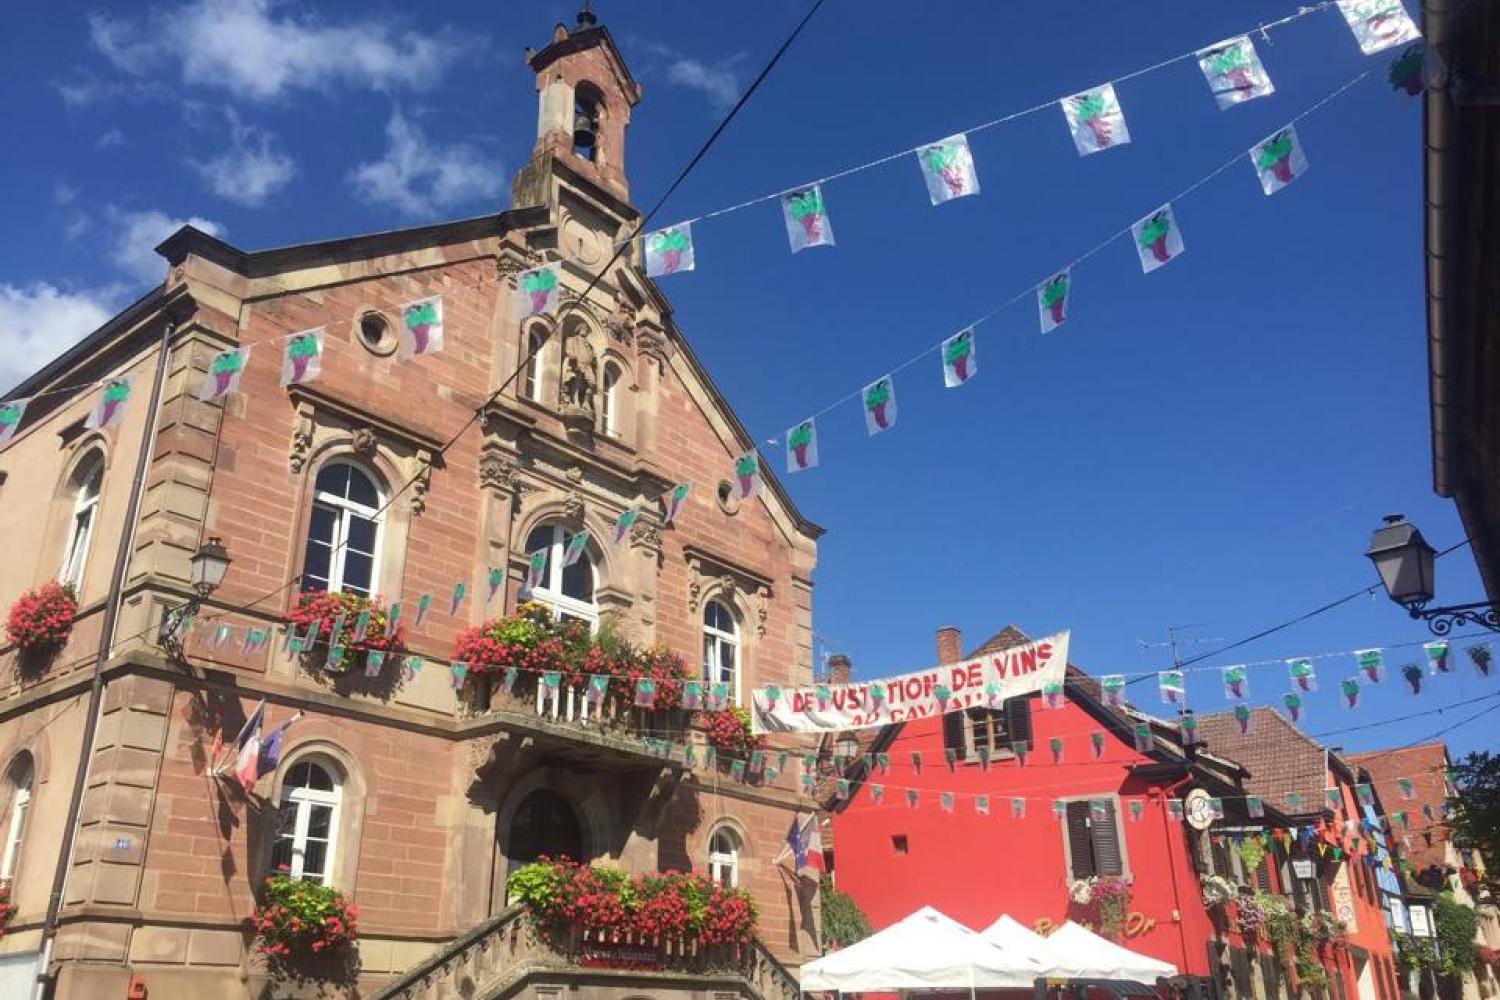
[802, 906, 1048, 992]
[978, 915, 1091, 979]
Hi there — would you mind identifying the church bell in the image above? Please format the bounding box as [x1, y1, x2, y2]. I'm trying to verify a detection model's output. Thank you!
[573, 111, 597, 151]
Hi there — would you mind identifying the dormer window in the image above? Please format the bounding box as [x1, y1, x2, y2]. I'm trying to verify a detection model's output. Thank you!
[573, 86, 602, 161]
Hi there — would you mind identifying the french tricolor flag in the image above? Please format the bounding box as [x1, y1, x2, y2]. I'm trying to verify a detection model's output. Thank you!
[785, 813, 826, 878]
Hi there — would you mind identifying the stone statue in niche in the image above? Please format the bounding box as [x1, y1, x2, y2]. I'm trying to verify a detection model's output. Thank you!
[561, 331, 599, 415]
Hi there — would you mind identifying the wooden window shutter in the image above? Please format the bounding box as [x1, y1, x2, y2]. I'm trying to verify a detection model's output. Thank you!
[1089, 800, 1125, 876]
[1211, 838, 1232, 878]
[1260, 952, 1281, 1000]
[1230, 947, 1252, 999]
[1255, 855, 1273, 893]
[942, 710, 968, 759]
[1004, 696, 1033, 748]
[1065, 801, 1096, 878]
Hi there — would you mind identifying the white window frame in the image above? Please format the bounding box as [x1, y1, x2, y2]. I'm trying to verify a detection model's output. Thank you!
[708, 826, 741, 887]
[59, 453, 104, 589]
[522, 327, 548, 403]
[1, 761, 33, 884]
[273, 758, 342, 886]
[600, 362, 621, 437]
[703, 599, 741, 705]
[525, 524, 597, 626]
[305, 461, 384, 597]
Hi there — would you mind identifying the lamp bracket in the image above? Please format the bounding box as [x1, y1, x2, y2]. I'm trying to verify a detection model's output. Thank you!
[1403, 600, 1500, 636]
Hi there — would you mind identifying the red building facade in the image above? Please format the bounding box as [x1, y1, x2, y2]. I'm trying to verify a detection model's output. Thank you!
[827, 626, 1242, 995]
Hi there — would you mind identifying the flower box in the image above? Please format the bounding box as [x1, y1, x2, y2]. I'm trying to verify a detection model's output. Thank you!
[6, 582, 78, 654]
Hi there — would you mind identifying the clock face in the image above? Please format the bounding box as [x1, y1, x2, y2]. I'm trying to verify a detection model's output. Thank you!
[1184, 789, 1215, 830]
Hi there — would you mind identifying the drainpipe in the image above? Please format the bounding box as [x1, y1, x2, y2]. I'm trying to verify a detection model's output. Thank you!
[34, 319, 175, 1000]
[1158, 772, 1197, 981]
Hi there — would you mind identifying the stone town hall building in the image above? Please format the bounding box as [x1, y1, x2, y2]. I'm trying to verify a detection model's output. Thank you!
[0, 11, 821, 999]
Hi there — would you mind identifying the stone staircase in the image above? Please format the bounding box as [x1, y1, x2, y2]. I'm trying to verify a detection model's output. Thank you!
[368, 907, 802, 1000]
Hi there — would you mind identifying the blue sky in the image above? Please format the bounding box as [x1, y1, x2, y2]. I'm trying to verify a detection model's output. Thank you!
[3, 1, 1489, 759]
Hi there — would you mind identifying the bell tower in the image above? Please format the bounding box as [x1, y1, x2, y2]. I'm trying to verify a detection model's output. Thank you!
[516, 3, 643, 208]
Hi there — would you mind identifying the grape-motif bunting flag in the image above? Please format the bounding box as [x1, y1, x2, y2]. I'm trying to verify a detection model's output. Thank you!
[1341, 676, 1362, 710]
[1062, 84, 1131, 156]
[941, 329, 978, 388]
[0, 398, 28, 446]
[1197, 36, 1275, 109]
[523, 550, 548, 595]
[1038, 271, 1070, 334]
[1101, 674, 1126, 707]
[1389, 43, 1426, 96]
[517, 263, 561, 319]
[1158, 670, 1186, 705]
[198, 347, 251, 402]
[1425, 640, 1450, 674]
[1469, 644, 1493, 678]
[781, 185, 834, 252]
[1288, 657, 1317, 692]
[1337, 0, 1421, 55]
[281, 329, 325, 387]
[1283, 691, 1305, 722]
[562, 531, 589, 568]
[1222, 665, 1248, 700]
[1251, 126, 1309, 196]
[644, 224, 695, 277]
[732, 451, 762, 501]
[862, 376, 898, 435]
[87, 377, 132, 431]
[786, 418, 819, 473]
[611, 508, 639, 545]
[400, 296, 444, 359]
[663, 483, 690, 526]
[1132, 204, 1185, 273]
[1356, 649, 1384, 683]
[916, 134, 980, 204]
[1402, 662, 1424, 694]
[1233, 704, 1252, 734]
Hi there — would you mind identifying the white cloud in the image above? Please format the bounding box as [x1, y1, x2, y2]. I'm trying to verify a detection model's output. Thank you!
[0, 284, 116, 393]
[192, 115, 296, 206]
[88, 0, 465, 102]
[97, 128, 126, 148]
[53, 182, 77, 205]
[348, 110, 500, 218]
[107, 209, 225, 286]
[666, 57, 741, 112]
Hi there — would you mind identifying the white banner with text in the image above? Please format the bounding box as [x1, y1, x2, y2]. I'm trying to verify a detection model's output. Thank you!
[750, 631, 1070, 733]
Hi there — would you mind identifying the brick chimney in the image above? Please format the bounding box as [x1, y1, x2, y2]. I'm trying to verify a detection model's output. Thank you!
[827, 654, 852, 685]
[936, 626, 962, 665]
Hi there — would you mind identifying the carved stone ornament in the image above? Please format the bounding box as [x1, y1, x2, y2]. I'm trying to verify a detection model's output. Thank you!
[289, 407, 314, 473]
[410, 450, 434, 515]
[606, 302, 637, 344]
[629, 521, 661, 549]
[478, 451, 518, 493]
[753, 586, 770, 638]
[350, 426, 378, 457]
[562, 491, 586, 525]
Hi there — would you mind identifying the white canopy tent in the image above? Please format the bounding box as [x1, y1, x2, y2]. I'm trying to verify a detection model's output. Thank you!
[978, 915, 1091, 979]
[1040, 922, 1177, 983]
[801, 906, 1049, 992]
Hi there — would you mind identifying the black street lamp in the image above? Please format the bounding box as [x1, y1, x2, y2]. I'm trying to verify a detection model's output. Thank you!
[158, 536, 233, 656]
[1365, 514, 1498, 635]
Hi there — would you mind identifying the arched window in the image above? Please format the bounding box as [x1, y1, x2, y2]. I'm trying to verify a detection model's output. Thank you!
[703, 600, 740, 704]
[59, 451, 104, 589]
[523, 524, 596, 626]
[1, 755, 34, 884]
[522, 326, 548, 403]
[270, 758, 342, 885]
[301, 461, 383, 597]
[708, 825, 741, 887]
[600, 362, 621, 437]
[573, 86, 602, 162]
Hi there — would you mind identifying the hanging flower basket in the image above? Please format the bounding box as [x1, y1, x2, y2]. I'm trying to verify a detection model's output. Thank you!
[704, 707, 765, 756]
[1201, 874, 1237, 908]
[6, 582, 78, 653]
[284, 590, 404, 671]
[249, 873, 359, 971]
[0, 882, 14, 937]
